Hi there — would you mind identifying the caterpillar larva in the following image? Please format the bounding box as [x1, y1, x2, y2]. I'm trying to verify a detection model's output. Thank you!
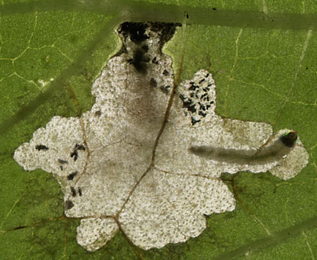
[189, 131, 298, 165]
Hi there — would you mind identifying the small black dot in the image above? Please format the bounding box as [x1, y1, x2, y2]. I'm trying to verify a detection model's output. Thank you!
[191, 117, 201, 125]
[76, 144, 85, 151]
[70, 151, 78, 161]
[160, 86, 170, 95]
[35, 145, 49, 151]
[70, 187, 76, 197]
[198, 78, 205, 84]
[58, 159, 68, 164]
[152, 57, 159, 64]
[149, 78, 157, 88]
[65, 200, 74, 210]
[67, 171, 78, 181]
[163, 69, 170, 76]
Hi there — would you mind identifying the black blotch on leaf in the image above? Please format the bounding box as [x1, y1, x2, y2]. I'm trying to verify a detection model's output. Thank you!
[179, 74, 215, 125]
[118, 22, 181, 44]
[180, 95, 197, 114]
[191, 118, 201, 125]
[70, 144, 86, 161]
[150, 78, 157, 88]
[65, 200, 74, 210]
[58, 159, 68, 164]
[70, 152, 78, 161]
[118, 22, 149, 43]
[163, 69, 170, 76]
[35, 145, 49, 151]
[70, 187, 76, 197]
[67, 171, 78, 180]
[75, 144, 85, 151]
[198, 78, 205, 84]
[78, 187, 82, 196]
[160, 85, 170, 95]
[117, 22, 181, 74]
[152, 57, 159, 64]
[188, 82, 199, 91]
[149, 22, 182, 46]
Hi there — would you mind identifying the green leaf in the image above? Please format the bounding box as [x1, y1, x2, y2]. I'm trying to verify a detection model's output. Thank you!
[1, 1, 317, 259]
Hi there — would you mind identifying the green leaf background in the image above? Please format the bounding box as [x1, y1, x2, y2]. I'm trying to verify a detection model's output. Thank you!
[1, 1, 317, 259]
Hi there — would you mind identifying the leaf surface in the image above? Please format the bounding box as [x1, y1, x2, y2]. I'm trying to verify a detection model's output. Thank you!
[1, 1, 317, 259]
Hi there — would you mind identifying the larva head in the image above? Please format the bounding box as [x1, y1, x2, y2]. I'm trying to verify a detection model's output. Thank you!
[279, 131, 298, 148]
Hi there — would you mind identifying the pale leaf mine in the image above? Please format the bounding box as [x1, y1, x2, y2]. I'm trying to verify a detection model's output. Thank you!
[14, 22, 309, 251]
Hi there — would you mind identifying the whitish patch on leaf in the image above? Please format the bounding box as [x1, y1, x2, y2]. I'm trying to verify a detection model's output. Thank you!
[14, 22, 309, 251]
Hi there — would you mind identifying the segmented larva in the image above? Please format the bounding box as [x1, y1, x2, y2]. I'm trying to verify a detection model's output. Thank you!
[189, 131, 298, 165]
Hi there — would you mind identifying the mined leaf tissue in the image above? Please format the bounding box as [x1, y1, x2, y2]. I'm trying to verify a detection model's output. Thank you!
[14, 23, 309, 251]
